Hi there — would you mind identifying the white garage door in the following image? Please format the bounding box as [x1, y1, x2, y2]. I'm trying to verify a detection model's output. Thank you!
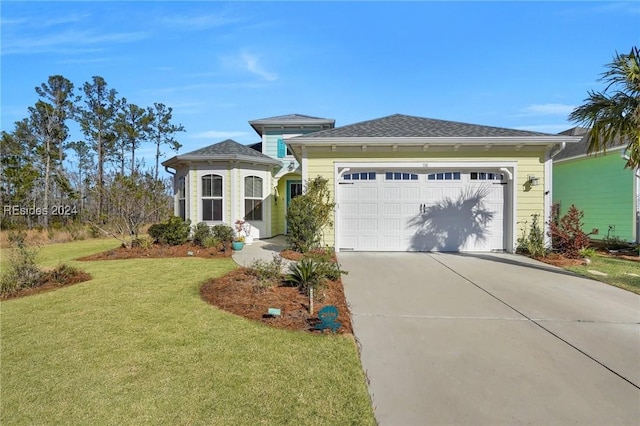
[338, 170, 507, 252]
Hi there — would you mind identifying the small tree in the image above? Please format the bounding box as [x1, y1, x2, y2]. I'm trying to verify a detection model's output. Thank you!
[93, 172, 168, 248]
[549, 204, 598, 258]
[286, 176, 336, 253]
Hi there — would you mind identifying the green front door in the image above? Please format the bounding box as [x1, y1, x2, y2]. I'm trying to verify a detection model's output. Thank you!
[285, 180, 302, 234]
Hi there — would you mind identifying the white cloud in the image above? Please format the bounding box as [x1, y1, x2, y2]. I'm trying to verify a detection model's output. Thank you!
[158, 12, 240, 30]
[190, 130, 250, 140]
[240, 52, 278, 82]
[521, 103, 576, 116]
[2, 29, 149, 55]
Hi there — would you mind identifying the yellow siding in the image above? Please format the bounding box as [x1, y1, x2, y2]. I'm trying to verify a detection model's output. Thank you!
[190, 168, 198, 223]
[271, 179, 287, 235]
[304, 148, 546, 248]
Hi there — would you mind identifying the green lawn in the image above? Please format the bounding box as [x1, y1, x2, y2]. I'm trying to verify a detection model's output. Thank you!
[1, 240, 375, 425]
[564, 254, 640, 295]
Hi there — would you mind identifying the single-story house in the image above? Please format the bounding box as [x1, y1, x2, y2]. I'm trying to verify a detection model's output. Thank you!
[552, 127, 639, 244]
[163, 113, 581, 252]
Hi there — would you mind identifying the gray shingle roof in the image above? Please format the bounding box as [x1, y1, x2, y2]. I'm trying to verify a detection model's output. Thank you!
[294, 114, 552, 138]
[554, 129, 627, 161]
[163, 139, 280, 167]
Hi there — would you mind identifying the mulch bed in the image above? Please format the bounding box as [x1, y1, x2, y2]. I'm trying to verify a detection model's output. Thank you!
[532, 250, 639, 268]
[200, 268, 353, 334]
[77, 242, 232, 261]
[1, 269, 93, 300]
[76, 242, 351, 334]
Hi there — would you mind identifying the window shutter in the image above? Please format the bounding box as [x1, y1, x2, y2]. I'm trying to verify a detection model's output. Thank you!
[277, 138, 285, 158]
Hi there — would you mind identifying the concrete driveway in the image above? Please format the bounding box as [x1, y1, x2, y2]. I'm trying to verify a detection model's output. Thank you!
[339, 252, 640, 426]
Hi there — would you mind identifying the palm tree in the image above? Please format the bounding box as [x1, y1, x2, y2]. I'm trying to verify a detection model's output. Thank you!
[569, 46, 640, 169]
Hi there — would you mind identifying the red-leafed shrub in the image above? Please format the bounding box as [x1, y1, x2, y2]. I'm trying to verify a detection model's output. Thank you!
[549, 204, 598, 258]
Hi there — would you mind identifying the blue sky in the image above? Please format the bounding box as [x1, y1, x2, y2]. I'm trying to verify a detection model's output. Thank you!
[2, 1, 639, 170]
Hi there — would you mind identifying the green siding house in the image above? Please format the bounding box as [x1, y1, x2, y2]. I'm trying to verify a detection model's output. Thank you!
[552, 127, 639, 244]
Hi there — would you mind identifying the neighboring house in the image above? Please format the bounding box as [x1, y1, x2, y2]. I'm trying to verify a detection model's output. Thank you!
[552, 127, 639, 244]
[163, 113, 580, 252]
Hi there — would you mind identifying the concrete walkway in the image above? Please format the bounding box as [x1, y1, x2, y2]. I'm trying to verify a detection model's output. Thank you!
[231, 235, 292, 269]
[340, 252, 640, 426]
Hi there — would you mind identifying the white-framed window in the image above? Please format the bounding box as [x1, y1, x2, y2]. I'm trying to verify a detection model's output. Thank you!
[385, 172, 418, 181]
[178, 176, 186, 220]
[470, 172, 504, 181]
[244, 176, 263, 221]
[427, 172, 461, 181]
[202, 174, 223, 221]
[344, 172, 377, 181]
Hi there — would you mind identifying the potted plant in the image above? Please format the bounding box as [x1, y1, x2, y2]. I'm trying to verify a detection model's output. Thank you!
[235, 219, 253, 245]
[231, 235, 245, 251]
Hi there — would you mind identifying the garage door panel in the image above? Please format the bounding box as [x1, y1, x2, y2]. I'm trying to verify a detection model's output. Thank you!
[360, 203, 378, 215]
[383, 187, 401, 199]
[381, 235, 401, 249]
[383, 203, 401, 215]
[359, 218, 378, 231]
[360, 187, 378, 198]
[358, 235, 378, 250]
[341, 202, 360, 215]
[402, 186, 421, 198]
[382, 218, 401, 231]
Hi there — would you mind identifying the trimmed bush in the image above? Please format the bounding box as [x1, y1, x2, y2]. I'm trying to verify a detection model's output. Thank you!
[212, 224, 234, 244]
[148, 216, 191, 245]
[193, 222, 212, 247]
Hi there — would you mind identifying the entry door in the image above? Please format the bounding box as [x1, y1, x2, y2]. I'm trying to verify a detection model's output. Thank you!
[286, 180, 302, 234]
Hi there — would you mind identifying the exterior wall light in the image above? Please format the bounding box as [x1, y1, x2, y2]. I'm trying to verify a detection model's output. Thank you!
[527, 175, 540, 186]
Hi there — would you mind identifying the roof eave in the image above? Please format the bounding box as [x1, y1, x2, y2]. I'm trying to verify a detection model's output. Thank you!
[287, 136, 583, 146]
[249, 119, 336, 137]
[554, 145, 627, 163]
[162, 154, 281, 169]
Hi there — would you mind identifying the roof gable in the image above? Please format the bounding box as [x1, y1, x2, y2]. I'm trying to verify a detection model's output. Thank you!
[294, 114, 553, 138]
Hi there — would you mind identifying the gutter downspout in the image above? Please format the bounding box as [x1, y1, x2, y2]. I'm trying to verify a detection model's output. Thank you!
[164, 166, 176, 176]
[549, 141, 566, 159]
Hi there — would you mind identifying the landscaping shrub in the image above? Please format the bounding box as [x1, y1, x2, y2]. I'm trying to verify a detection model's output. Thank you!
[44, 264, 90, 286]
[516, 213, 546, 258]
[0, 238, 42, 296]
[549, 204, 596, 258]
[193, 222, 212, 247]
[148, 216, 191, 245]
[131, 236, 154, 249]
[249, 255, 284, 289]
[286, 176, 335, 253]
[202, 236, 221, 249]
[212, 224, 234, 244]
[317, 261, 347, 281]
[603, 235, 630, 251]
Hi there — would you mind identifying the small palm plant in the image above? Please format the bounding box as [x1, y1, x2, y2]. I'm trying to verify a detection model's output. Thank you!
[286, 258, 325, 314]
